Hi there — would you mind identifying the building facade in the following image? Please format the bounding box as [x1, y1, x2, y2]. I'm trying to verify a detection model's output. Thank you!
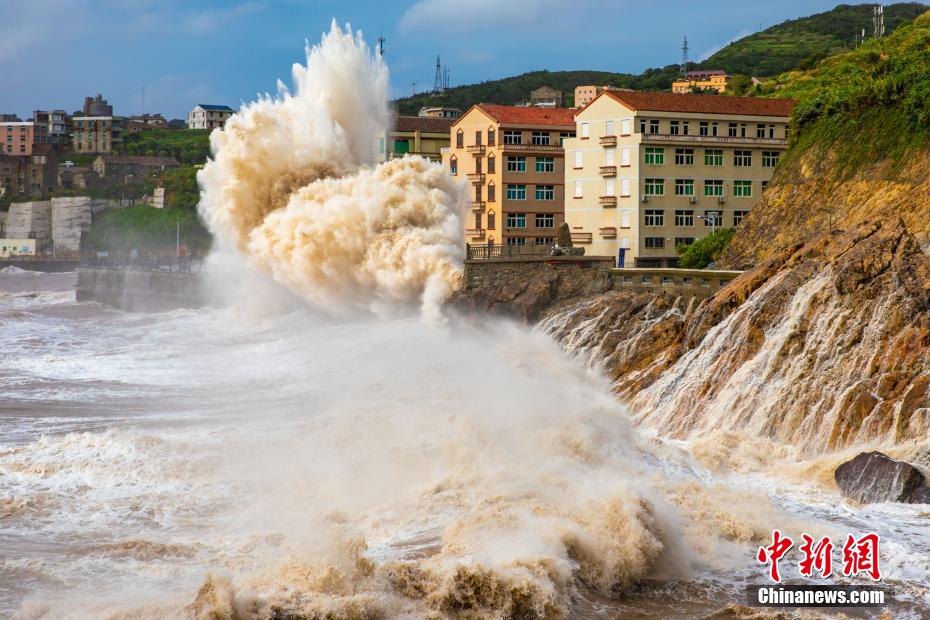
[418, 106, 462, 119]
[93, 155, 179, 180]
[530, 87, 562, 108]
[82, 94, 113, 116]
[2, 122, 48, 156]
[72, 116, 122, 154]
[443, 104, 575, 248]
[32, 110, 70, 146]
[126, 113, 168, 131]
[672, 70, 731, 94]
[188, 105, 234, 130]
[574, 85, 629, 108]
[564, 91, 794, 267]
[0, 145, 59, 197]
[380, 116, 454, 162]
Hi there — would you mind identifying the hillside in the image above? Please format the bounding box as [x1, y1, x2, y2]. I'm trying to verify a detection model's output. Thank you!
[701, 2, 927, 77]
[721, 9, 930, 268]
[393, 3, 926, 114]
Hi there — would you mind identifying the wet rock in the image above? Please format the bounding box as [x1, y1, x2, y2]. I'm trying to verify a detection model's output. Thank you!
[834, 451, 925, 503]
[908, 486, 930, 504]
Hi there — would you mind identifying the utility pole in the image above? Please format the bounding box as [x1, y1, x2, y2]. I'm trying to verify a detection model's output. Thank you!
[176, 216, 180, 259]
[377, 34, 385, 57]
[873, 4, 885, 39]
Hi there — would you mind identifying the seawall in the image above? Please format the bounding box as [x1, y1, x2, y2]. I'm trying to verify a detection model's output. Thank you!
[76, 267, 204, 311]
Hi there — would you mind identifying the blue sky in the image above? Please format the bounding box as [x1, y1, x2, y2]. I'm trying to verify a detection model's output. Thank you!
[3, 0, 854, 120]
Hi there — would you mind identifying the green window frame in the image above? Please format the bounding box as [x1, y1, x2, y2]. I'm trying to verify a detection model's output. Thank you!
[703, 180, 723, 197]
[535, 157, 554, 173]
[645, 147, 664, 165]
[675, 179, 694, 196]
[733, 180, 752, 197]
[644, 178, 665, 196]
[704, 149, 723, 166]
[506, 184, 526, 200]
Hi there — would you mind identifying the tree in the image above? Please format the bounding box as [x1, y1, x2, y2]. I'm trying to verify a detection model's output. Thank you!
[676, 228, 736, 268]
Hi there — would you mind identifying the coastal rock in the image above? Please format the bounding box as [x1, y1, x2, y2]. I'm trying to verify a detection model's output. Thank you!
[834, 452, 924, 503]
[908, 486, 930, 504]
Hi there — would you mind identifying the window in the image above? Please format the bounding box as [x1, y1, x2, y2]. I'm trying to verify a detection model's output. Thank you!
[536, 213, 554, 228]
[762, 151, 780, 167]
[703, 211, 722, 226]
[574, 150, 583, 168]
[670, 120, 680, 135]
[733, 180, 752, 197]
[620, 178, 631, 197]
[475, 157, 482, 174]
[644, 237, 665, 249]
[703, 180, 724, 196]
[682, 122, 690, 136]
[535, 237, 554, 245]
[644, 147, 664, 165]
[621, 147, 632, 167]
[734, 150, 752, 167]
[507, 184, 526, 200]
[488, 183, 496, 202]
[574, 180, 583, 198]
[474, 130, 482, 145]
[644, 178, 664, 196]
[711, 122, 719, 137]
[503, 130, 522, 145]
[769, 124, 776, 138]
[475, 185, 482, 202]
[734, 210, 749, 226]
[762, 180, 769, 192]
[559, 132, 574, 146]
[674, 148, 694, 166]
[649, 119, 659, 134]
[644, 209, 664, 226]
[704, 149, 723, 166]
[475, 212, 482, 230]
[728, 123, 737, 137]
[507, 213, 526, 228]
[756, 124, 766, 138]
[488, 129, 496, 146]
[456, 130, 463, 148]
[506, 156, 526, 172]
[506, 237, 527, 246]
[605, 149, 615, 165]
[674, 179, 694, 196]
[740, 123, 747, 138]
[699, 121, 709, 137]
[675, 238, 695, 248]
[488, 155, 495, 173]
[621, 118, 631, 135]
[675, 210, 694, 226]
[532, 131, 550, 145]
[581, 122, 590, 138]
[535, 185, 555, 201]
[535, 157, 554, 173]
[606, 120, 614, 135]
[488, 211, 496, 229]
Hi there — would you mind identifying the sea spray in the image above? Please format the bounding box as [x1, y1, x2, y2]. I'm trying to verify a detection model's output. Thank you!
[198, 22, 465, 319]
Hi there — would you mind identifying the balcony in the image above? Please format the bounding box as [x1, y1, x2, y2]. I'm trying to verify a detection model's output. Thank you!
[570, 232, 593, 244]
[500, 143, 563, 153]
[599, 227, 617, 239]
[641, 133, 788, 147]
[466, 173, 485, 183]
[470, 201, 486, 211]
[599, 135, 617, 147]
[599, 165, 617, 177]
[466, 228, 486, 238]
[466, 144, 486, 154]
[598, 196, 618, 207]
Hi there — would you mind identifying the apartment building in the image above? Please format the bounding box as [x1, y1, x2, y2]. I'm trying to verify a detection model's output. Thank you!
[0, 145, 59, 197]
[443, 104, 575, 248]
[565, 91, 794, 267]
[188, 104, 234, 130]
[574, 85, 628, 108]
[1, 122, 48, 156]
[672, 70, 731, 94]
[32, 110, 70, 146]
[378, 116, 454, 162]
[72, 116, 122, 154]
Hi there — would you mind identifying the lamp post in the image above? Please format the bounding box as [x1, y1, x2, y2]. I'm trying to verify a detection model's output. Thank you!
[698, 210, 720, 234]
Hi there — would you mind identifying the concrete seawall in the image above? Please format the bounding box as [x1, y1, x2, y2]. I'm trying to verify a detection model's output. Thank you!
[76, 267, 204, 311]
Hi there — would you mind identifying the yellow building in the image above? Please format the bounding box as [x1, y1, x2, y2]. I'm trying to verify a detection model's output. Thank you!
[564, 90, 794, 267]
[672, 70, 730, 94]
[442, 104, 576, 248]
[379, 116, 454, 162]
[574, 85, 629, 108]
[0, 239, 36, 258]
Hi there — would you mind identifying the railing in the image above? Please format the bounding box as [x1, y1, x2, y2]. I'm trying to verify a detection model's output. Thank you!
[466, 173, 485, 183]
[1, 250, 93, 262]
[599, 135, 617, 147]
[466, 243, 554, 260]
[570, 232, 593, 244]
[470, 200, 486, 211]
[599, 227, 617, 238]
[499, 143, 563, 153]
[465, 228, 486, 238]
[641, 133, 788, 147]
[599, 165, 617, 177]
[599, 196, 618, 207]
[81, 249, 205, 273]
[466, 144, 486, 154]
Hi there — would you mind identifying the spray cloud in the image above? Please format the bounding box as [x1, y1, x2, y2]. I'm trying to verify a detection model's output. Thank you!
[198, 22, 465, 318]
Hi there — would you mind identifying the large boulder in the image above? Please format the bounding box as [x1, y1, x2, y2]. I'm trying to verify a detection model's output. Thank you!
[834, 452, 925, 503]
[908, 486, 930, 504]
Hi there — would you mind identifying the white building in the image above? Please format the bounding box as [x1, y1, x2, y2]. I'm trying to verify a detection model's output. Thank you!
[187, 104, 234, 130]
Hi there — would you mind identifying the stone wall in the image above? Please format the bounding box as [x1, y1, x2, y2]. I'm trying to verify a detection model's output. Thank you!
[610, 268, 743, 299]
[76, 267, 204, 311]
[51, 197, 93, 252]
[5, 197, 130, 253]
[5, 201, 52, 247]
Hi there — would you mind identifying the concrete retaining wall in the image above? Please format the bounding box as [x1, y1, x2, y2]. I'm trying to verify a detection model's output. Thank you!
[6, 201, 52, 248]
[610, 268, 743, 299]
[76, 267, 204, 311]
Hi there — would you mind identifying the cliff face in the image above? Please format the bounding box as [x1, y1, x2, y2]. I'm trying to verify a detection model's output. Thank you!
[541, 220, 930, 450]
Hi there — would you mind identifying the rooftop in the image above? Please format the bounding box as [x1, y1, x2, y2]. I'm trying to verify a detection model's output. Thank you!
[684, 70, 728, 78]
[195, 104, 234, 112]
[392, 115, 456, 133]
[468, 104, 576, 127]
[600, 90, 795, 118]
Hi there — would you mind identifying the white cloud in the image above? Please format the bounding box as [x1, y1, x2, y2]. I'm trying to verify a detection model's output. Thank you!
[399, 0, 582, 33]
[184, 2, 266, 35]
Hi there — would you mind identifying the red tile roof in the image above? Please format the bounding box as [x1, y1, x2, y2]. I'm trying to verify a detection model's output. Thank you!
[602, 90, 795, 118]
[392, 115, 456, 133]
[472, 104, 576, 127]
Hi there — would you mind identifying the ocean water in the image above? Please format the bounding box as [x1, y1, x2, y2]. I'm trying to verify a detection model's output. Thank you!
[1, 269, 928, 619]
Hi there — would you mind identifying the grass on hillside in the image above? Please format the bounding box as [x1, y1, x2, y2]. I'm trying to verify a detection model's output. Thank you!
[85, 205, 211, 251]
[117, 128, 211, 165]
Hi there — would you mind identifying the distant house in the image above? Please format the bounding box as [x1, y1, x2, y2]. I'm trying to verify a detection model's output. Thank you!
[188, 104, 234, 130]
[672, 70, 731, 94]
[0, 145, 59, 197]
[72, 116, 123, 154]
[93, 155, 179, 180]
[530, 86, 562, 108]
[126, 114, 168, 131]
[379, 116, 455, 162]
[418, 106, 462, 119]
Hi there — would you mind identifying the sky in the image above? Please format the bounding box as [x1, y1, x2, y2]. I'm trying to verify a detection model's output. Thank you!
[2, 0, 855, 120]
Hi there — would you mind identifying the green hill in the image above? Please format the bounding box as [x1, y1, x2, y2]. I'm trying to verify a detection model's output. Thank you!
[392, 3, 926, 114]
[701, 2, 927, 77]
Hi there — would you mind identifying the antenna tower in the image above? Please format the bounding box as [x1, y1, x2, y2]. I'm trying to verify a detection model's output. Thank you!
[681, 36, 689, 77]
[433, 56, 444, 94]
[873, 4, 885, 38]
[443, 65, 450, 91]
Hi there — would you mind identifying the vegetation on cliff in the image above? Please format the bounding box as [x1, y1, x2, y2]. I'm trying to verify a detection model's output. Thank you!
[86, 206, 211, 251]
[676, 229, 735, 269]
[117, 128, 211, 165]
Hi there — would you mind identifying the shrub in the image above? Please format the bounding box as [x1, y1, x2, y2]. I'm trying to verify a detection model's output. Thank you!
[676, 228, 736, 269]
